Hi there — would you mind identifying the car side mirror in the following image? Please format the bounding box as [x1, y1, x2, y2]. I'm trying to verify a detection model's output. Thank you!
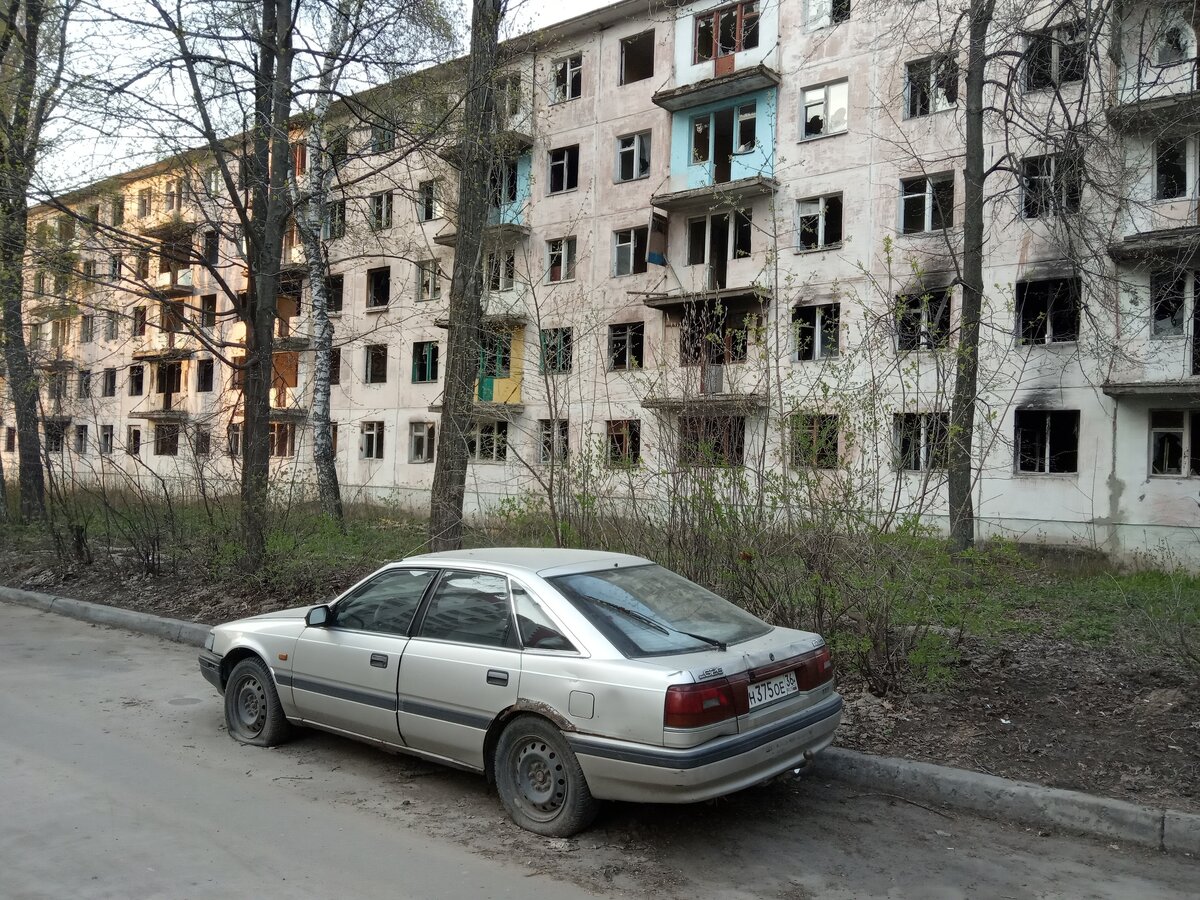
[306, 605, 331, 627]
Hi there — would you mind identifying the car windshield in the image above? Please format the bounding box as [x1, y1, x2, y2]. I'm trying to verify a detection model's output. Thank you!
[547, 564, 770, 658]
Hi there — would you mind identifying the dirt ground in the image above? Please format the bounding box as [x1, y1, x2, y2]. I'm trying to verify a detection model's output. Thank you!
[3, 547, 1198, 816]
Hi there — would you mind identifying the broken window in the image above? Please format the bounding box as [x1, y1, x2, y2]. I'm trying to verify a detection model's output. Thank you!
[1158, 26, 1189, 66]
[680, 305, 750, 366]
[901, 174, 954, 233]
[691, 104, 757, 174]
[410, 422, 436, 463]
[128, 364, 144, 396]
[367, 266, 390, 308]
[1151, 271, 1187, 337]
[199, 294, 217, 329]
[905, 55, 959, 118]
[361, 421, 385, 460]
[111, 196, 125, 226]
[806, 0, 850, 28]
[547, 237, 577, 283]
[369, 190, 393, 230]
[549, 145, 580, 194]
[323, 200, 346, 239]
[417, 181, 439, 222]
[365, 345, 388, 384]
[487, 249, 516, 292]
[792, 414, 840, 469]
[153, 423, 180, 457]
[495, 73, 522, 118]
[267, 422, 295, 458]
[137, 188, 152, 218]
[101, 368, 117, 397]
[680, 415, 746, 466]
[43, 422, 64, 453]
[1155, 139, 1187, 200]
[47, 371, 67, 401]
[100, 425, 113, 455]
[490, 159, 519, 207]
[325, 275, 344, 313]
[194, 426, 211, 457]
[418, 260, 441, 301]
[412, 341, 439, 383]
[1150, 410, 1200, 476]
[620, 30, 655, 84]
[614, 226, 649, 276]
[1016, 277, 1081, 344]
[895, 412, 949, 471]
[478, 331, 512, 379]
[4, 427, 15, 453]
[691, 115, 711, 163]
[1021, 154, 1082, 218]
[197, 358, 215, 393]
[607, 420, 641, 466]
[226, 424, 240, 456]
[694, 2, 759, 63]
[802, 81, 849, 139]
[467, 420, 508, 463]
[1015, 409, 1079, 474]
[540, 327, 573, 374]
[539, 418, 569, 463]
[734, 210, 753, 257]
[1025, 22, 1086, 91]
[127, 425, 142, 455]
[370, 120, 395, 153]
[554, 54, 583, 102]
[896, 288, 952, 351]
[164, 179, 180, 212]
[156, 361, 182, 394]
[616, 132, 652, 182]
[329, 348, 341, 385]
[797, 194, 843, 250]
[609, 322, 644, 370]
[135, 251, 151, 280]
[794, 303, 840, 360]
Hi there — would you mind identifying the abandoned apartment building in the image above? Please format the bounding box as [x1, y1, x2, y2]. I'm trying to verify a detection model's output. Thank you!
[6, 0, 1200, 564]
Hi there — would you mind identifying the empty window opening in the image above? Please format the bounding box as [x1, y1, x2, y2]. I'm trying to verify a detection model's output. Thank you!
[1025, 23, 1086, 91]
[1150, 410, 1200, 476]
[1156, 139, 1187, 200]
[680, 415, 746, 466]
[549, 145, 580, 194]
[154, 423, 180, 457]
[365, 345, 388, 384]
[412, 341, 439, 383]
[680, 304, 751, 366]
[609, 322, 645, 370]
[792, 414, 839, 469]
[468, 420, 508, 462]
[607, 420, 641, 465]
[197, 358, 215, 393]
[616, 132, 652, 182]
[1158, 26, 1189, 66]
[325, 274, 344, 314]
[694, 2, 760, 63]
[621, 31, 655, 84]
[487, 249, 516, 292]
[1021, 154, 1081, 218]
[1015, 409, 1079, 474]
[906, 55, 958, 118]
[367, 266, 391, 308]
[418, 181, 439, 221]
[896, 289, 952, 351]
[1016, 277, 1081, 344]
[901, 174, 954, 233]
[895, 412, 949, 471]
[1151, 271, 1187, 338]
[554, 54, 583, 102]
[410, 422, 436, 463]
[419, 260, 442, 301]
[540, 328, 573, 374]
[490, 159, 519, 207]
[539, 418, 569, 463]
[614, 227, 649, 276]
[794, 303, 840, 360]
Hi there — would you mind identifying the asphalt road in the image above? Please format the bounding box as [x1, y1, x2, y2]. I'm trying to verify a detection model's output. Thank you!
[1, 603, 1195, 900]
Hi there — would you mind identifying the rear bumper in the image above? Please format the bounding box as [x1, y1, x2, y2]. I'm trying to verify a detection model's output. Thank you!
[568, 692, 843, 804]
[198, 650, 223, 691]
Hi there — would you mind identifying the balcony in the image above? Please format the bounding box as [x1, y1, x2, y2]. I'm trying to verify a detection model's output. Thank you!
[652, 63, 780, 113]
[1102, 380, 1200, 402]
[641, 364, 767, 413]
[130, 391, 190, 421]
[438, 123, 534, 167]
[1108, 60, 1200, 132]
[269, 384, 308, 420]
[642, 281, 769, 311]
[132, 329, 197, 361]
[651, 175, 777, 214]
[1108, 223, 1200, 265]
[154, 268, 194, 297]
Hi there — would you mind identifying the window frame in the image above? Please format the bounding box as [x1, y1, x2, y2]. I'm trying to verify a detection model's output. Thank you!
[411, 341, 439, 384]
[608, 322, 645, 371]
[553, 54, 584, 103]
[365, 344, 388, 384]
[894, 412, 949, 472]
[361, 420, 386, 460]
[1014, 409, 1080, 475]
[613, 226, 649, 277]
[900, 173, 955, 234]
[795, 193, 843, 251]
[467, 420, 509, 463]
[791, 413, 840, 469]
[540, 327, 574, 374]
[693, 1, 761, 64]
[547, 237, 577, 283]
[548, 145, 580, 195]
[615, 131, 652, 183]
[800, 80, 849, 141]
[904, 54, 958, 118]
[409, 422, 436, 463]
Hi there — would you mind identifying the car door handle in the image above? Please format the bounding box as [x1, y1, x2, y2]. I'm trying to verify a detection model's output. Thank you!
[486, 669, 509, 687]
[370, 653, 388, 669]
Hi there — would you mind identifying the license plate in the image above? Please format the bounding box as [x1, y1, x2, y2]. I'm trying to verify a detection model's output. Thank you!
[747, 671, 799, 709]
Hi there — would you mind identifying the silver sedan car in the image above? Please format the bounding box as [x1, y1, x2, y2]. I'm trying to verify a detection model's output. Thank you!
[199, 548, 842, 836]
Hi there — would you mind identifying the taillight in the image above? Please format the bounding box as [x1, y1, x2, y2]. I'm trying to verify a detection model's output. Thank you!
[664, 679, 738, 729]
[795, 645, 834, 691]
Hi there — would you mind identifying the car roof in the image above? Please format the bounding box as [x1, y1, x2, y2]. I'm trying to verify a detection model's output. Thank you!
[402, 547, 651, 577]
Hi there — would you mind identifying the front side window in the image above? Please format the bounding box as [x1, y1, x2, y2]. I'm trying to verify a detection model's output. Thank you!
[539, 418, 569, 463]
[694, 1, 761, 63]
[1017, 277, 1081, 344]
[796, 194, 843, 250]
[323, 200, 346, 239]
[154, 423, 180, 457]
[614, 226, 649, 276]
[365, 345, 388, 383]
[905, 55, 959, 117]
[369, 191, 393, 230]
[420, 571, 515, 647]
[1021, 154, 1081, 218]
[901, 174, 955, 233]
[412, 341, 439, 383]
[802, 81, 849, 139]
[418, 260, 441, 301]
[896, 289, 952, 351]
[1025, 22, 1086, 91]
[417, 181, 439, 222]
[1156, 138, 1187, 200]
[367, 266, 390, 308]
[335, 569, 438, 635]
[550, 564, 770, 658]
[616, 132, 651, 182]
[805, 0, 850, 29]
[609, 322, 644, 370]
[410, 422, 436, 463]
[468, 420, 509, 462]
[361, 421, 385, 459]
[607, 420, 641, 465]
[895, 412, 949, 471]
[620, 31, 655, 84]
[547, 237, 577, 283]
[1015, 409, 1079, 474]
[1150, 410, 1200, 476]
[479, 330, 512, 378]
[548, 145, 580, 194]
[794, 303, 840, 360]
[680, 415, 746, 466]
[540, 327, 573, 374]
[487, 249, 516, 292]
[268, 422, 295, 458]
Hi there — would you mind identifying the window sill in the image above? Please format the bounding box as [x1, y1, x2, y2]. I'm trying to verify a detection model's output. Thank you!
[797, 130, 848, 145]
[794, 243, 843, 255]
[364, 305, 389, 314]
[1150, 333, 1186, 341]
[547, 187, 580, 198]
[903, 106, 957, 122]
[614, 175, 651, 185]
[793, 354, 841, 363]
[1015, 339, 1078, 348]
[1012, 471, 1079, 478]
[547, 278, 576, 286]
[897, 228, 956, 239]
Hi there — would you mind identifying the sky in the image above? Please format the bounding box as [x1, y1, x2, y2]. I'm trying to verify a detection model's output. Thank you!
[512, 0, 614, 30]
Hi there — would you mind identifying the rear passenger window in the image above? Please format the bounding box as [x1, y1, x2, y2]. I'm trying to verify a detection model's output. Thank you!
[513, 587, 576, 652]
[419, 571, 515, 648]
[334, 568, 437, 635]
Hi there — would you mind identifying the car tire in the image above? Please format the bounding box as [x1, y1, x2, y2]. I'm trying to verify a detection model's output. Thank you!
[224, 657, 292, 747]
[495, 715, 598, 837]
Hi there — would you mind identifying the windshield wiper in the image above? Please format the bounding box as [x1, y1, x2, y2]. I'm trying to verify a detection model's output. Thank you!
[586, 598, 726, 651]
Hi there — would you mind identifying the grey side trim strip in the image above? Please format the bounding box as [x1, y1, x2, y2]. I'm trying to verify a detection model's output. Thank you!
[281, 672, 400, 712]
[567, 694, 844, 770]
[398, 697, 491, 730]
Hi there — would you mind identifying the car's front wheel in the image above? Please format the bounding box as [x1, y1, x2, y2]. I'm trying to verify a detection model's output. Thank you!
[224, 657, 291, 747]
[495, 715, 597, 836]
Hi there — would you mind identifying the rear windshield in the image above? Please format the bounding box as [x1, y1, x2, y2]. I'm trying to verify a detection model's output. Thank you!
[547, 564, 770, 658]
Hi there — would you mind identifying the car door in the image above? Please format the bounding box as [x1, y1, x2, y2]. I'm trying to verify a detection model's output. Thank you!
[397, 569, 520, 769]
[289, 567, 438, 744]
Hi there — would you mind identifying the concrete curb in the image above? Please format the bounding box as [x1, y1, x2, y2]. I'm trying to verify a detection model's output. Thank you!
[2, 585, 1196, 855]
[0, 585, 211, 647]
[819, 747, 1199, 855]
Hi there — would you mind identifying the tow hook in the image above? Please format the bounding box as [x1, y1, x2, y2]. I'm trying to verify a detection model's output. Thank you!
[791, 751, 816, 779]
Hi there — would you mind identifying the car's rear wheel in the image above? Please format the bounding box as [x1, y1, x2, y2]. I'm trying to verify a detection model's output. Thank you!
[224, 657, 291, 747]
[495, 715, 597, 837]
